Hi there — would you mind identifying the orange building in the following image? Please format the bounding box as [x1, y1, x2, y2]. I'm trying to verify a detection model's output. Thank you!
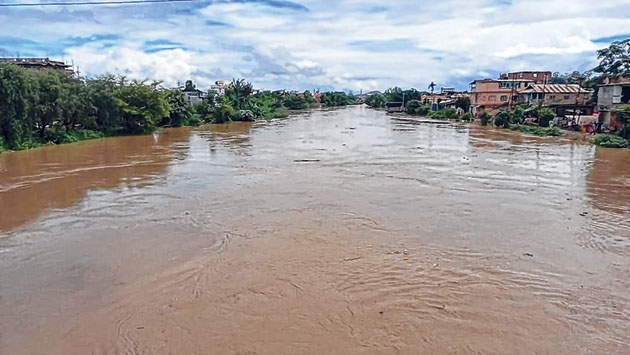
[469, 78, 534, 113]
[499, 71, 552, 85]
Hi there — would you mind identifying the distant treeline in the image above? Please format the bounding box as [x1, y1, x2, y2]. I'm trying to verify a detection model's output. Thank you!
[0, 64, 357, 151]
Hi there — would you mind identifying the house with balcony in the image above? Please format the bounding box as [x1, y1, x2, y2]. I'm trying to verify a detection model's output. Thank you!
[597, 75, 630, 125]
[519, 83, 593, 116]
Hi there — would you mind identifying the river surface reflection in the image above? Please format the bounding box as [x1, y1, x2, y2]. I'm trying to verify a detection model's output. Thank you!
[1, 106, 629, 354]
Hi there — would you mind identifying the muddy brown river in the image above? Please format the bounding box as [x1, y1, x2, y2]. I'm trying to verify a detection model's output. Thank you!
[1, 106, 629, 354]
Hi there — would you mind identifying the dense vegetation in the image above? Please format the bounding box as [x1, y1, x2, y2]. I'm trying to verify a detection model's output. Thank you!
[591, 134, 628, 148]
[0, 64, 179, 151]
[0, 64, 359, 151]
[482, 105, 561, 136]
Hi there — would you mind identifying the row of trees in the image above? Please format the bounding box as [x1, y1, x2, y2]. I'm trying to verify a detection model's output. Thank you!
[0, 65, 181, 150]
[0, 64, 360, 151]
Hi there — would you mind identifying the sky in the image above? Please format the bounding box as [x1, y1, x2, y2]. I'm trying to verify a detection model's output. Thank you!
[1, 0, 629, 92]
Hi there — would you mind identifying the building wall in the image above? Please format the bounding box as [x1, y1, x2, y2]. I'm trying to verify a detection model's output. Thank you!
[471, 81, 517, 109]
[502, 71, 551, 85]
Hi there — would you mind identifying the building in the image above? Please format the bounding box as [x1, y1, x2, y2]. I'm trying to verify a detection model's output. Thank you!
[210, 80, 228, 97]
[178, 87, 205, 105]
[0, 57, 73, 74]
[597, 75, 630, 125]
[470, 78, 534, 113]
[519, 84, 592, 106]
[499, 71, 551, 85]
[519, 83, 593, 116]
[470, 71, 593, 116]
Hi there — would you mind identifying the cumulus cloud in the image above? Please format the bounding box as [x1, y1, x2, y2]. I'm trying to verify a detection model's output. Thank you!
[1, 0, 630, 91]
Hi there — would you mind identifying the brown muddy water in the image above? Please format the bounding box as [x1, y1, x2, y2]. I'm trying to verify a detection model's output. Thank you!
[1, 106, 629, 354]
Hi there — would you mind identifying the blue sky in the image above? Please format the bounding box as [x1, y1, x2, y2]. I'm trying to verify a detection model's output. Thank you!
[1, 0, 630, 92]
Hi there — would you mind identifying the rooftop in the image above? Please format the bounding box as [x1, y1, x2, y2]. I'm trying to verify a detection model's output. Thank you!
[520, 84, 591, 94]
[0, 57, 71, 69]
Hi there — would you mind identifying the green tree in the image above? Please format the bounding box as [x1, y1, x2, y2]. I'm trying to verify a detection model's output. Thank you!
[184, 80, 196, 92]
[320, 92, 354, 107]
[365, 93, 386, 108]
[225, 78, 254, 110]
[163, 89, 192, 127]
[283, 94, 308, 110]
[30, 70, 70, 140]
[384, 87, 403, 102]
[479, 111, 492, 126]
[455, 97, 471, 112]
[405, 100, 430, 115]
[213, 97, 235, 123]
[0, 64, 32, 149]
[537, 107, 556, 127]
[594, 39, 630, 75]
[115, 80, 170, 134]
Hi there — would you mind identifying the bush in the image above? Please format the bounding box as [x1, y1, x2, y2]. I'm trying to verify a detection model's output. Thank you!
[591, 135, 629, 148]
[365, 93, 386, 108]
[508, 124, 561, 136]
[273, 106, 290, 118]
[430, 108, 458, 120]
[461, 112, 473, 122]
[186, 114, 203, 126]
[493, 111, 511, 128]
[479, 111, 492, 126]
[537, 107, 556, 127]
[510, 106, 525, 124]
[235, 109, 255, 122]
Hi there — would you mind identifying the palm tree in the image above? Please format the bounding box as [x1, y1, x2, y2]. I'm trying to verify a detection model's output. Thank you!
[428, 82, 436, 95]
[428, 81, 436, 109]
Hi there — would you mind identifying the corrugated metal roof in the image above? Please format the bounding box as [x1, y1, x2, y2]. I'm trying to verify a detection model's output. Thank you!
[520, 84, 591, 94]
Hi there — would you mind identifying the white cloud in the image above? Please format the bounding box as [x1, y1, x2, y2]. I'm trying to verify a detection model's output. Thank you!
[2, 0, 630, 91]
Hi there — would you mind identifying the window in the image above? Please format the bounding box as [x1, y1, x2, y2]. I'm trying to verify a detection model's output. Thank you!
[533, 73, 538, 78]
[549, 95, 555, 100]
[489, 95, 496, 102]
[564, 95, 570, 100]
[500, 95, 508, 101]
[518, 73, 523, 78]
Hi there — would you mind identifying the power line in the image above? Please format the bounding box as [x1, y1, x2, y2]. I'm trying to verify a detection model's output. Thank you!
[0, 0, 199, 7]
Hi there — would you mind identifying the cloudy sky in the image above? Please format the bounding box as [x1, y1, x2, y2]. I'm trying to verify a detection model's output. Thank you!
[1, 0, 629, 92]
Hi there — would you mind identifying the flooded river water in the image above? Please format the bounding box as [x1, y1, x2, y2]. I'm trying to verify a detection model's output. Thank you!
[1, 106, 629, 354]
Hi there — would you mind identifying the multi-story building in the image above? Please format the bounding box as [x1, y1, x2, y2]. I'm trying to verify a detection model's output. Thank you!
[470, 71, 592, 116]
[0, 57, 73, 74]
[597, 75, 630, 125]
[470, 78, 534, 113]
[519, 83, 592, 106]
[499, 71, 552, 85]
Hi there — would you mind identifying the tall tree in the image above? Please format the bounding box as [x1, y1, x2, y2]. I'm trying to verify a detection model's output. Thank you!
[594, 39, 630, 75]
[184, 80, 196, 92]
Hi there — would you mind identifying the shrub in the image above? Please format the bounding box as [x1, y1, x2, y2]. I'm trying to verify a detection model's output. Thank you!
[461, 112, 473, 122]
[235, 109, 255, 122]
[365, 93, 386, 108]
[479, 111, 492, 126]
[591, 135, 629, 148]
[508, 125, 562, 136]
[537, 107, 556, 127]
[494, 111, 511, 128]
[273, 106, 290, 118]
